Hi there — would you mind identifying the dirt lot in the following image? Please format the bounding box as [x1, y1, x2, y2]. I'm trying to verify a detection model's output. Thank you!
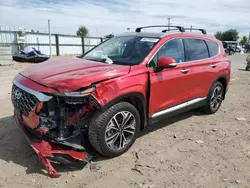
[0, 54, 250, 188]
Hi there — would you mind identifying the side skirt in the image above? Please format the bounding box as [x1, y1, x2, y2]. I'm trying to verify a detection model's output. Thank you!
[148, 97, 206, 125]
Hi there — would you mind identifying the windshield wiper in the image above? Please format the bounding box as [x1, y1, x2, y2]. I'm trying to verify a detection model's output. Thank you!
[85, 58, 101, 62]
[85, 57, 118, 65]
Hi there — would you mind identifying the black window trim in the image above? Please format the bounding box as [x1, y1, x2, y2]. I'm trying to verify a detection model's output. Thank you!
[146, 36, 221, 68]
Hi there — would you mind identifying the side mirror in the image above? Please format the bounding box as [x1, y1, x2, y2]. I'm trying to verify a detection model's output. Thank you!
[156, 56, 177, 71]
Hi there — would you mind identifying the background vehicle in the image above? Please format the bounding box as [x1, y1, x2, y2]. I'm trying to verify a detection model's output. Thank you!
[11, 25, 231, 176]
[222, 41, 239, 55]
[13, 47, 50, 63]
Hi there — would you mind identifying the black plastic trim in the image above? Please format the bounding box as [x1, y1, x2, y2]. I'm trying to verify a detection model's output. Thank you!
[102, 92, 148, 129]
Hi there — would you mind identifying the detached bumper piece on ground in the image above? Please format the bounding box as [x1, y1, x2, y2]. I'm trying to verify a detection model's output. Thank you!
[11, 82, 99, 178]
[14, 114, 91, 178]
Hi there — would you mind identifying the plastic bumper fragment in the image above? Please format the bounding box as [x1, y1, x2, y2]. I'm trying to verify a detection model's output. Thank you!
[13, 113, 91, 178]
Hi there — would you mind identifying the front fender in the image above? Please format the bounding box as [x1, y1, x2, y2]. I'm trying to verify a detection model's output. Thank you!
[92, 72, 148, 108]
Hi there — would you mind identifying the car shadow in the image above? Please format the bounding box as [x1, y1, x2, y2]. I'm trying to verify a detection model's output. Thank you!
[139, 109, 204, 138]
[0, 109, 205, 176]
[238, 68, 248, 71]
[91, 109, 206, 162]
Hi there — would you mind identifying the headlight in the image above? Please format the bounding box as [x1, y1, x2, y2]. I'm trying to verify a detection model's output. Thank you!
[63, 86, 95, 97]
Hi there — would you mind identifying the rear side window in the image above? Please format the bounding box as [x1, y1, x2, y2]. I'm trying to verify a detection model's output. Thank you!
[206, 40, 219, 57]
[184, 39, 209, 61]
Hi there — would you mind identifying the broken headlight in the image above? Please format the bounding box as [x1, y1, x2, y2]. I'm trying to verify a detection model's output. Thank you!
[63, 86, 95, 97]
[56, 86, 96, 104]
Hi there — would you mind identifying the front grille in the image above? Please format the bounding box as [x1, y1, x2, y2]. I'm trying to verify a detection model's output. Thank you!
[12, 84, 40, 116]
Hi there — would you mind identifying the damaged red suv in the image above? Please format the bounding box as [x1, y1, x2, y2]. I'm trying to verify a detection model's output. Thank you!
[11, 25, 230, 177]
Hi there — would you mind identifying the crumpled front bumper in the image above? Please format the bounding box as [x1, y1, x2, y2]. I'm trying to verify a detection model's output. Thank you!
[13, 111, 92, 178]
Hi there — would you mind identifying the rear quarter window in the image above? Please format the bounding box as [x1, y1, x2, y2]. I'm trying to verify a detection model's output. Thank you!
[184, 38, 209, 61]
[206, 40, 219, 57]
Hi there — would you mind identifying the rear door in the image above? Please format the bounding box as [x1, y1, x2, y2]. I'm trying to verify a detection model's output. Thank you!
[182, 38, 218, 99]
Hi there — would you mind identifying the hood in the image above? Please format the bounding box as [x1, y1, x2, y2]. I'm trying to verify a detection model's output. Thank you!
[20, 57, 130, 92]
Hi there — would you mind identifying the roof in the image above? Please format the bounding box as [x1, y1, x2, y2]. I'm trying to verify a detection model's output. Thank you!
[116, 31, 215, 40]
[116, 32, 166, 38]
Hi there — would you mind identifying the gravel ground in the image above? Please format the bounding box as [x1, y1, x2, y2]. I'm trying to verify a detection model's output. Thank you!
[0, 54, 249, 188]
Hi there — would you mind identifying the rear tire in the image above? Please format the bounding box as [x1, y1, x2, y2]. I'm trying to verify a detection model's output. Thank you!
[246, 66, 250, 71]
[202, 82, 224, 114]
[88, 102, 140, 157]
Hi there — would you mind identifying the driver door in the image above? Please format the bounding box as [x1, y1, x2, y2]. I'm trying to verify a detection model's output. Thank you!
[148, 38, 194, 117]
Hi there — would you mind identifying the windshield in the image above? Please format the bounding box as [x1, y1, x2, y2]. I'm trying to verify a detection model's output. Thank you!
[81, 36, 159, 65]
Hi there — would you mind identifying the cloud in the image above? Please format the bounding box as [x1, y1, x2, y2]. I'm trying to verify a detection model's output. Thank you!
[0, 0, 249, 37]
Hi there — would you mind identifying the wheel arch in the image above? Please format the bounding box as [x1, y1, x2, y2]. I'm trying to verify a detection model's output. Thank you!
[213, 74, 228, 99]
[101, 92, 148, 130]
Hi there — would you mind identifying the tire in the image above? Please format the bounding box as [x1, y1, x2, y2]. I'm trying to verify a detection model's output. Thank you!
[202, 82, 224, 114]
[88, 102, 140, 157]
[246, 66, 250, 71]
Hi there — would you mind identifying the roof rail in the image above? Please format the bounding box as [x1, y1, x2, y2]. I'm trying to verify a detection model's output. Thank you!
[185, 28, 207, 34]
[135, 25, 185, 33]
[161, 29, 180, 32]
[162, 28, 207, 34]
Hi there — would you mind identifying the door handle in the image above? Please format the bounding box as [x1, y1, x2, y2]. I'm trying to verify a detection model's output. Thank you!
[180, 68, 190, 73]
[210, 64, 217, 68]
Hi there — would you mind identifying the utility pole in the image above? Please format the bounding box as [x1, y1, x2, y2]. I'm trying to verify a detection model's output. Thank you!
[167, 17, 172, 30]
[48, 19, 52, 57]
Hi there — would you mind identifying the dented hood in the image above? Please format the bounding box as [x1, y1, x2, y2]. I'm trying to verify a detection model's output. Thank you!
[20, 57, 130, 92]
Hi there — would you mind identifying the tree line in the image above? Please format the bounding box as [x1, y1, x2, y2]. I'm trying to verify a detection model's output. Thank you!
[214, 29, 249, 46]
[76, 25, 113, 39]
[76, 25, 249, 46]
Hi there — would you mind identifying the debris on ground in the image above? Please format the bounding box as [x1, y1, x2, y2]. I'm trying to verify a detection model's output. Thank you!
[178, 148, 190, 152]
[212, 128, 218, 132]
[247, 151, 250, 157]
[235, 117, 247, 121]
[235, 180, 241, 184]
[140, 183, 155, 188]
[131, 150, 155, 175]
[89, 162, 101, 172]
[131, 150, 144, 175]
[173, 135, 177, 139]
[196, 140, 205, 144]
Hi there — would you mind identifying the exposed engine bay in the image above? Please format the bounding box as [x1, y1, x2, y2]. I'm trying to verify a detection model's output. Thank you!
[11, 82, 101, 177]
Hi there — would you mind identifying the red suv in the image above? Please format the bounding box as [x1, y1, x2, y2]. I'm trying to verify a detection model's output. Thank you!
[11, 25, 230, 177]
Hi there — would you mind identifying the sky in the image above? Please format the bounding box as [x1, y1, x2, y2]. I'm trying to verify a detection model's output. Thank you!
[0, 0, 250, 38]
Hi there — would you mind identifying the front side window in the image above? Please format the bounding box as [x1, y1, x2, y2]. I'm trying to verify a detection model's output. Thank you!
[184, 39, 209, 61]
[148, 38, 185, 67]
[80, 36, 158, 66]
[158, 38, 185, 63]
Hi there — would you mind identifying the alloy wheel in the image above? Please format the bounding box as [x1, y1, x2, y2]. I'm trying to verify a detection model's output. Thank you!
[105, 111, 136, 151]
[210, 86, 223, 111]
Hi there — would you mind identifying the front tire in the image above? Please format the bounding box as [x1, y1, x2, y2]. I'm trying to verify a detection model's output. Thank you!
[203, 82, 224, 114]
[88, 102, 140, 157]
